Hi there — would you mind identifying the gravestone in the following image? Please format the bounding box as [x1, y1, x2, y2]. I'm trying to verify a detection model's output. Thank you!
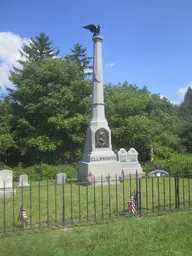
[127, 148, 139, 163]
[118, 148, 144, 177]
[117, 148, 128, 162]
[148, 169, 169, 178]
[56, 173, 67, 185]
[18, 174, 30, 187]
[0, 170, 16, 198]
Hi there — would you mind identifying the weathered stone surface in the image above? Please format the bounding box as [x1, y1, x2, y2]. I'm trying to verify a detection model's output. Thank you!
[56, 173, 67, 185]
[18, 174, 30, 187]
[0, 170, 16, 198]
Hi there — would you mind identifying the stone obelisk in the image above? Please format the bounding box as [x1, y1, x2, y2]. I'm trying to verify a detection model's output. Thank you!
[78, 25, 121, 182]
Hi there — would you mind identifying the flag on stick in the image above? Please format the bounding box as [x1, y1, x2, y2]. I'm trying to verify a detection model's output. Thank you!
[18, 203, 28, 227]
[128, 194, 137, 215]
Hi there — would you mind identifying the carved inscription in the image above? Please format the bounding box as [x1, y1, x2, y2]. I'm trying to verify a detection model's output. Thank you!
[91, 156, 116, 162]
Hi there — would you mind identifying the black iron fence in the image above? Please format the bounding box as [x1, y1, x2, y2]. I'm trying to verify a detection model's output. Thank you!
[1, 172, 192, 233]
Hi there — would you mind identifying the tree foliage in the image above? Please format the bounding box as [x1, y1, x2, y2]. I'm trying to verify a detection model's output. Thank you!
[66, 43, 93, 77]
[8, 58, 91, 165]
[16, 32, 59, 70]
[0, 32, 191, 167]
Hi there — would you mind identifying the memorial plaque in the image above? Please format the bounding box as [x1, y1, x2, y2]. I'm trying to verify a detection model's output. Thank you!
[95, 128, 109, 148]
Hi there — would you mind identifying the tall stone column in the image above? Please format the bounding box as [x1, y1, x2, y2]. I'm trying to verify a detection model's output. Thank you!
[78, 25, 121, 183]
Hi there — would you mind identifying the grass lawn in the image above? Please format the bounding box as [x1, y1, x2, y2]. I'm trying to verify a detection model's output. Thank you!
[0, 177, 192, 231]
[0, 211, 192, 256]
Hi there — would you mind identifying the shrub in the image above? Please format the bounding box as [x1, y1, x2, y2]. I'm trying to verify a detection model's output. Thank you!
[142, 154, 192, 175]
[13, 163, 78, 182]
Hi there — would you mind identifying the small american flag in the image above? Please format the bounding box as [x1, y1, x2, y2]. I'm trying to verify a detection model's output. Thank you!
[128, 194, 137, 215]
[87, 172, 95, 184]
[18, 204, 28, 227]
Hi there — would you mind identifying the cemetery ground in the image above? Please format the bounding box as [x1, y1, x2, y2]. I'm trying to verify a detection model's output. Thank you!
[0, 211, 192, 256]
[1, 176, 192, 231]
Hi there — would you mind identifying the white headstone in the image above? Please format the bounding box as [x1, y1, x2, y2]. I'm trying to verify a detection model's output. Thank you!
[0, 170, 13, 189]
[117, 148, 128, 162]
[0, 170, 16, 198]
[56, 173, 67, 185]
[18, 174, 30, 187]
[127, 148, 139, 163]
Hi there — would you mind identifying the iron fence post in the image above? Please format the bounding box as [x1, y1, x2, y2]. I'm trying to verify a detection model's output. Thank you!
[175, 170, 180, 211]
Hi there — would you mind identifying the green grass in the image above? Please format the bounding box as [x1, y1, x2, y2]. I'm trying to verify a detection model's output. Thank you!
[1, 176, 192, 232]
[1, 211, 192, 256]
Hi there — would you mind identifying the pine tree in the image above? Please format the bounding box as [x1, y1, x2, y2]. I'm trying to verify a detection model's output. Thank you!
[180, 86, 192, 117]
[184, 87, 192, 106]
[17, 32, 60, 68]
[66, 43, 93, 76]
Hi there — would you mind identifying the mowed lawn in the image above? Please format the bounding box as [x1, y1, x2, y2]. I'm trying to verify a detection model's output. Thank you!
[1, 211, 192, 256]
[1, 176, 192, 231]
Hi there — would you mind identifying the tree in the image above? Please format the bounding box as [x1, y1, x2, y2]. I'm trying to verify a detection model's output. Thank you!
[0, 98, 16, 163]
[179, 87, 192, 117]
[104, 82, 182, 160]
[8, 58, 92, 165]
[184, 87, 192, 106]
[66, 43, 93, 77]
[179, 115, 192, 153]
[179, 87, 192, 152]
[16, 32, 60, 69]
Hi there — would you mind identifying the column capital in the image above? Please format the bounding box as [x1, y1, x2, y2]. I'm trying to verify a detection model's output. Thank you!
[92, 35, 103, 42]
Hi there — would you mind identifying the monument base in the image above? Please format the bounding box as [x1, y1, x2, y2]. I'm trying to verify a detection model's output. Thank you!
[17, 185, 30, 188]
[121, 164, 145, 178]
[0, 188, 16, 199]
[124, 172, 146, 179]
[78, 160, 122, 184]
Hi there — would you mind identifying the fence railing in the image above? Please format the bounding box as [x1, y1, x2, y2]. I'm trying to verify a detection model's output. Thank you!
[1, 172, 192, 233]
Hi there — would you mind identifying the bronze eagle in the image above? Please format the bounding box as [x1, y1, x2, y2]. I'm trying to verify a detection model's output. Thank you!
[83, 24, 101, 36]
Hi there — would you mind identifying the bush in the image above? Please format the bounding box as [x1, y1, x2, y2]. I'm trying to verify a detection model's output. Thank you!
[142, 154, 192, 175]
[13, 163, 78, 182]
[162, 154, 192, 174]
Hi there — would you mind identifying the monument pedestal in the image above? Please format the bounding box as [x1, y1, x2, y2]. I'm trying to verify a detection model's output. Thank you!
[79, 160, 121, 184]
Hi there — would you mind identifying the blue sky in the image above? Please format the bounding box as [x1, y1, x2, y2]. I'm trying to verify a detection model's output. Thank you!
[1, 0, 192, 103]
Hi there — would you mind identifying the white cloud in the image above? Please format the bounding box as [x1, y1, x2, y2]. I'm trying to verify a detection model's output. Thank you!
[159, 94, 164, 99]
[0, 32, 29, 89]
[177, 82, 192, 98]
[105, 63, 115, 68]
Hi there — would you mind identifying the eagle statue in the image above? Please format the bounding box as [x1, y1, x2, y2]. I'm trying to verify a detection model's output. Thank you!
[83, 24, 101, 36]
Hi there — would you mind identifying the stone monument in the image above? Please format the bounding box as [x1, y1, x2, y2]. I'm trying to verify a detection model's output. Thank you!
[78, 24, 121, 183]
[117, 148, 144, 178]
[0, 170, 16, 198]
[78, 24, 145, 183]
[56, 173, 67, 185]
[17, 174, 30, 187]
